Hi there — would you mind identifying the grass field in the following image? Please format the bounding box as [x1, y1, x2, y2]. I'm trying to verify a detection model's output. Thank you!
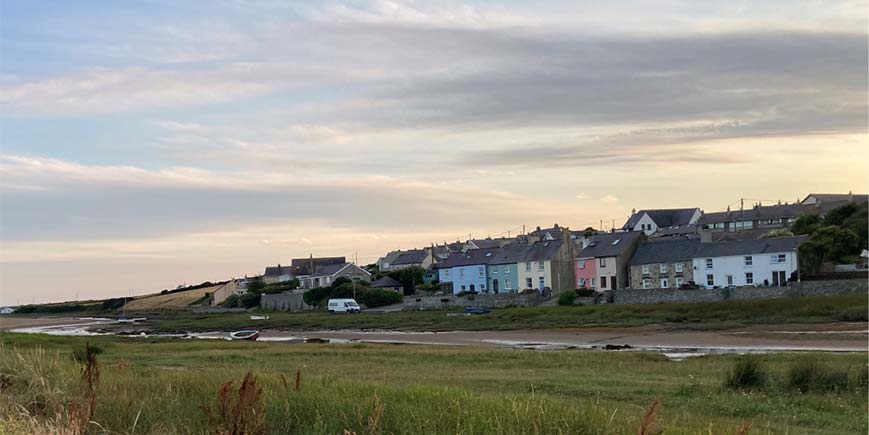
[140, 293, 868, 333]
[122, 284, 223, 311]
[0, 333, 865, 434]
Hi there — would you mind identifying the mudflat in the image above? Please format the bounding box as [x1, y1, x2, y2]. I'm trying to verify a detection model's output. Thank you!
[0, 316, 99, 330]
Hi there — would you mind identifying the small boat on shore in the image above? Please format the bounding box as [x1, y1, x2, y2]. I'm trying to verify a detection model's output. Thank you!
[229, 330, 260, 341]
[465, 307, 491, 315]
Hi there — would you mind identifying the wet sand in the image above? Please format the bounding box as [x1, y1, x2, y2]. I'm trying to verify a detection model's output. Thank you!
[0, 316, 104, 330]
[5, 316, 866, 353]
[261, 323, 868, 352]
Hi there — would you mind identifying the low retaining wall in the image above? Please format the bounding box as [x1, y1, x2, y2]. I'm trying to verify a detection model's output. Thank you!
[611, 279, 867, 305]
[260, 292, 312, 312]
[190, 306, 247, 314]
[403, 292, 546, 310]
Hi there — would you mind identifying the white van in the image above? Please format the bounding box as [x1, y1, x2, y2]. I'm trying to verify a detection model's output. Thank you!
[327, 298, 361, 314]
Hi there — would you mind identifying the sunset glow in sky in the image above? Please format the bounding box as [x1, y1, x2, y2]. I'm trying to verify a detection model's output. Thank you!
[1, 1, 867, 304]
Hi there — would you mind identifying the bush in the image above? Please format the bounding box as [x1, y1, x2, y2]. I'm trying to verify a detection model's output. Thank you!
[101, 298, 127, 310]
[837, 307, 868, 322]
[574, 289, 596, 297]
[558, 290, 577, 306]
[239, 292, 261, 309]
[357, 289, 403, 308]
[303, 287, 333, 306]
[724, 356, 767, 390]
[787, 358, 849, 393]
[246, 277, 265, 294]
[221, 294, 240, 308]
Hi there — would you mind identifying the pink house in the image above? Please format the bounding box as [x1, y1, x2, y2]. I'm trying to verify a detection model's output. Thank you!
[575, 257, 597, 290]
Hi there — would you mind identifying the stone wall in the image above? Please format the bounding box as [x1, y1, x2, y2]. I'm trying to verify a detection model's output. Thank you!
[260, 291, 313, 312]
[403, 292, 546, 310]
[610, 279, 866, 305]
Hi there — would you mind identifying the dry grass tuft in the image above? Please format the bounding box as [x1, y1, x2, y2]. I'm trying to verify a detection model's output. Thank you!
[201, 371, 266, 435]
[735, 420, 752, 435]
[636, 398, 662, 435]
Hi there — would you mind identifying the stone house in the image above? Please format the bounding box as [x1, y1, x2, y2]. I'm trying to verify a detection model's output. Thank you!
[299, 263, 371, 289]
[628, 239, 701, 289]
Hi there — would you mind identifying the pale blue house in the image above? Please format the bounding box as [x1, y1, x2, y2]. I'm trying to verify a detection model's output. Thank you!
[485, 244, 528, 293]
[438, 248, 499, 294]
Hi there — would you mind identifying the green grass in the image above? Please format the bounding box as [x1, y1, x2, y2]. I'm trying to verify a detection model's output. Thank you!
[0, 333, 866, 434]
[130, 293, 869, 333]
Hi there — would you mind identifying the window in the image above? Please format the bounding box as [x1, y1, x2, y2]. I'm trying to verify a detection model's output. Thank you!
[590, 278, 596, 288]
[706, 274, 714, 287]
[505, 280, 512, 290]
[642, 265, 650, 275]
[660, 278, 669, 288]
[525, 277, 533, 288]
[705, 259, 713, 269]
[538, 261, 545, 271]
[601, 276, 608, 289]
[525, 262, 531, 272]
[675, 263, 683, 273]
[745, 272, 753, 284]
[459, 269, 464, 278]
[642, 279, 650, 289]
[600, 258, 607, 267]
[444, 269, 450, 278]
[660, 264, 668, 273]
[504, 265, 509, 274]
[675, 278, 683, 288]
[744, 256, 753, 266]
[493, 266, 498, 274]
[461, 285, 466, 291]
[478, 266, 484, 277]
[578, 278, 585, 287]
[577, 260, 585, 269]
[711, 223, 725, 229]
[726, 275, 733, 286]
[732, 220, 754, 231]
[771, 254, 786, 264]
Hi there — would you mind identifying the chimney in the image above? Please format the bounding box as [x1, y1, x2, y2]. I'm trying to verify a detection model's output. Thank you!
[536, 226, 541, 232]
[631, 208, 636, 215]
[554, 223, 559, 229]
[849, 190, 853, 202]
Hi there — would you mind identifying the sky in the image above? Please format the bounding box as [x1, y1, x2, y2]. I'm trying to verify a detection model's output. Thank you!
[1, 0, 867, 305]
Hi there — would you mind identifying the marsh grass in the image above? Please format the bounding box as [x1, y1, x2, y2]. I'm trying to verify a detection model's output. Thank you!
[786, 359, 851, 393]
[725, 357, 768, 390]
[1, 334, 867, 434]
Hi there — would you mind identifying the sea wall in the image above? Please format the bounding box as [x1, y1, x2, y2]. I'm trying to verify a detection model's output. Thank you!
[402, 292, 546, 310]
[609, 279, 867, 305]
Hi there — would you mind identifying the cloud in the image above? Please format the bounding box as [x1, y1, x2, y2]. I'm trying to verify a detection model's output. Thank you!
[601, 195, 619, 204]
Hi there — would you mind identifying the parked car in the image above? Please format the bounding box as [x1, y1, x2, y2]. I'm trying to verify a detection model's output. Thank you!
[327, 298, 361, 314]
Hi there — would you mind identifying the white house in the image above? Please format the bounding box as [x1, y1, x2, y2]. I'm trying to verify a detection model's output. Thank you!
[300, 263, 371, 289]
[622, 208, 701, 236]
[691, 236, 806, 289]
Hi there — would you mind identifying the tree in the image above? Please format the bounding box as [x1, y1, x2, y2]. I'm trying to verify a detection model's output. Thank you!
[760, 229, 794, 239]
[388, 266, 426, 294]
[791, 214, 822, 235]
[246, 277, 265, 294]
[239, 292, 261, 309]
[221, 294, 240, 308]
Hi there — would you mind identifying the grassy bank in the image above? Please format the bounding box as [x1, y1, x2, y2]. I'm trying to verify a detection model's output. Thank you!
[133, 293, 869, 333]
[0, 333, 866, 434]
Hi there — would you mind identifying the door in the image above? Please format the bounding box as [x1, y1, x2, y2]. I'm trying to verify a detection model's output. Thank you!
[469, 284, 475, 293]
[726, 275, 733, 287]
[611, 276, 617, 289]
[493, 279, 499, 294]
[772, 271, 786, 287]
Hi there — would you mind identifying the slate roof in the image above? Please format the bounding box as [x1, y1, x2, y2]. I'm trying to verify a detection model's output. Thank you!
[697, 204, 815, 225]
[694, 236, 807, 258]
[310, 262, 351, 277]
[378, 251, 402, 265]
[802, 193, 869, 204]
[521, 239, 564, 262]
[576, 231, 643, 259]
[370, 276, 402, 288]
[263, 265, 293, 277]
[440, 248, 502, 268]
[629, 239, 702, 265]
[291, 257, 346, 276]
[488, 243, 530, 265]
[530, 225, 569, 240]
[392, 250, 427, 265]
[468, 239, 508, 249]
[622, 208, 699, 229]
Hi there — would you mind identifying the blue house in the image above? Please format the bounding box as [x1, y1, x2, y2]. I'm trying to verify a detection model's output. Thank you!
[438, 248, 499, 294]
[485, 243, 528, 293]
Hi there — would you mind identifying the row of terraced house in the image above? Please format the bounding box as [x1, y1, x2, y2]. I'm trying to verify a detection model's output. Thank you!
[391, 192, 866, 296]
